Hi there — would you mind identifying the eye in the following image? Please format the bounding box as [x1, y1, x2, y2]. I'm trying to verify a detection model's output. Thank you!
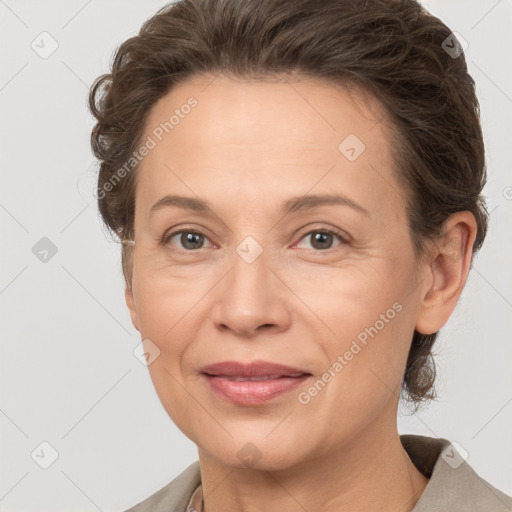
[295, 228, 347, 251]
[161, 227, 348, 252]
[162, 229, 214, 251]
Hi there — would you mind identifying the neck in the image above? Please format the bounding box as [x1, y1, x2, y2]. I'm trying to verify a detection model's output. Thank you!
[198, 414, 429, 512]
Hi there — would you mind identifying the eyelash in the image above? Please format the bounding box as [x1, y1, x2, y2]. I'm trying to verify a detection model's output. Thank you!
[160, 227, 349, 252]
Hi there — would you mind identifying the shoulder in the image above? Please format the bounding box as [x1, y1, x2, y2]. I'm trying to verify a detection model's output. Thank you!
[124, 461, 201, 512]
[400, 434, 512, 511]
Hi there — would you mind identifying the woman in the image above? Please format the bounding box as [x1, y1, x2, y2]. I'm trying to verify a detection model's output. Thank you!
[89, 0, 512, 510]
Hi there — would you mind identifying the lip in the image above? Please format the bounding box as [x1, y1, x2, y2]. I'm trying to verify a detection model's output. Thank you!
[200, 360, 312, 405]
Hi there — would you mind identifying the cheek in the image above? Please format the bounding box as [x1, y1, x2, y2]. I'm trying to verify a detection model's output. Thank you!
[131, 241, 418, 416]
[132, 256, 213, 340]
[283, 254, 411, 340]
[295, 301, 414, 447]
[291, 258, 417, 407]
[131, 269, 206, 430]
[130, 272, 204, 407]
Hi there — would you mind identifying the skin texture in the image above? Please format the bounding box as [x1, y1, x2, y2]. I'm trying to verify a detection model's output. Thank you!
[125, 74, 477, 511]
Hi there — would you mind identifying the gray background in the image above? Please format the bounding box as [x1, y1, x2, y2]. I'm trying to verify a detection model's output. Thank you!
[1, 0, 511, 510]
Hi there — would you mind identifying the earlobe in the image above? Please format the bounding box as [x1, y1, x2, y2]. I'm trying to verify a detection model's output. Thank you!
[415, 212, 477, 335]
[125, 286, 140, 332]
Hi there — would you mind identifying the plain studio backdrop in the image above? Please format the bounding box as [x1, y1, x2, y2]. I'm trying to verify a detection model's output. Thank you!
[1, 1, 511, 510]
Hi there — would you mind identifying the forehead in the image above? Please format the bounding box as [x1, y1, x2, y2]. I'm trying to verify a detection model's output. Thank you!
[143, 74, 390, 154]
[135, 74, 403, 220]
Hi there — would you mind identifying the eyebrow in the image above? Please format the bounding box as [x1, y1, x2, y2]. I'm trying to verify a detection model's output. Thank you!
[149, 193, 370, 217]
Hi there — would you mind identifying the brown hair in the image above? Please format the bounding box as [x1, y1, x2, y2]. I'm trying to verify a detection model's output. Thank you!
[89, 0, 488, 410]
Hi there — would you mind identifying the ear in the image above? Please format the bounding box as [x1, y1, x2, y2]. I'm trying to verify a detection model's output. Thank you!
[415, 211, 478, 335]
[125, 286, 140, 332]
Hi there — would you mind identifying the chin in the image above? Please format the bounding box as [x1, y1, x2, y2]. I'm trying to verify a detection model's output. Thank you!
[196, 432, 315, 472]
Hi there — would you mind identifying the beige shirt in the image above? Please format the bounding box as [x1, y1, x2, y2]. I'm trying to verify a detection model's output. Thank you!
[125, 435, 512, 511]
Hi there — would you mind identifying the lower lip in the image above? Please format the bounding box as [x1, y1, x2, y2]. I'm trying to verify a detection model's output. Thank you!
[202, 374, 311, 405]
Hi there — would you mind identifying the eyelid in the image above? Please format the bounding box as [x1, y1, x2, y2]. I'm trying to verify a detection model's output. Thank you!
[162, 224, 350, 252]
[292, 226, 349, 251]
[162, 226, 217, 249]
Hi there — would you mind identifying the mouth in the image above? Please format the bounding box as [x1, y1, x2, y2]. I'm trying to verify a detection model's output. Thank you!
[199, 361, 312, 405]
[211, 374, 303, 381]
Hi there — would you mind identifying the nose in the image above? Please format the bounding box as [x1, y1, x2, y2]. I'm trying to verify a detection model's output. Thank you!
[212, 248, 292, 339]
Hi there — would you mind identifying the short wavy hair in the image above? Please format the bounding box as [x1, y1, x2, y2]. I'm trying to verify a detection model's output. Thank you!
[89, 0, 488, 410]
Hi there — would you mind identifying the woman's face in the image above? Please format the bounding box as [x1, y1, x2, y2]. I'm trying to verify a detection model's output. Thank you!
[126, 74, 431, 469]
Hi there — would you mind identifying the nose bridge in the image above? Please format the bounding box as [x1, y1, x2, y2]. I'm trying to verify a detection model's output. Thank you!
[213, 232, 289, 336]
[228, 233, 273, 307]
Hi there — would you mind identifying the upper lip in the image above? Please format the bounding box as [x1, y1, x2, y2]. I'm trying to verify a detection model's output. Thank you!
[200, 360, 310, 378]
